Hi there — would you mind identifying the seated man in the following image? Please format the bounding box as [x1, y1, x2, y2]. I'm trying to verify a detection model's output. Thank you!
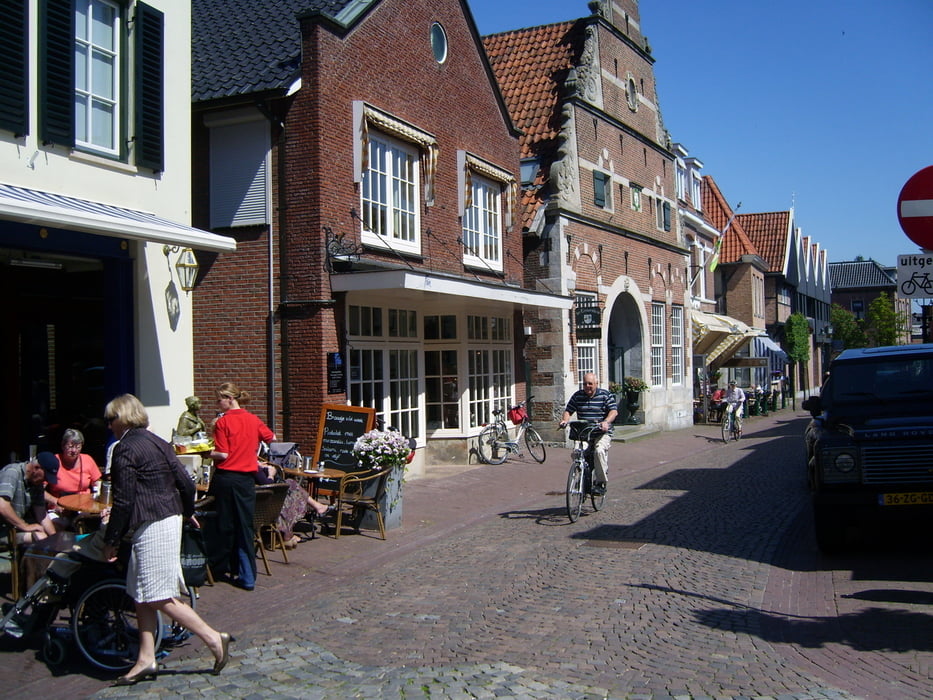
[0, 453, 58, 544]
[709, 386, 726, 422]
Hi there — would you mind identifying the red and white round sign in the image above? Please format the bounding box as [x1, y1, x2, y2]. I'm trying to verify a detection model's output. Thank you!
[898, 165, 933, 249]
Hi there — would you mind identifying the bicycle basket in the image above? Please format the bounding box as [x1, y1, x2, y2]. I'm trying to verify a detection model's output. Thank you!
[507, 406, 527, 425]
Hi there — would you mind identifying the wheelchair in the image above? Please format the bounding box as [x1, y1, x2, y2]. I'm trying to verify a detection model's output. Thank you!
[0, 536, 195, 671]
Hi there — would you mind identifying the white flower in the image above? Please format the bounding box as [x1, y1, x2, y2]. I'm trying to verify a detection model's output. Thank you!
[352, 429, 412, 471]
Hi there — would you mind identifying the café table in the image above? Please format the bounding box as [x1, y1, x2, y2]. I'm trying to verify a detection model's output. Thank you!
[281, 466, 346, 501]
[57, 493, 108, 534]
[57, 493, 108, 516]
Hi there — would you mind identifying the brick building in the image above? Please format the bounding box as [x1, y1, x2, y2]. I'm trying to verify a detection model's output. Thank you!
[828, 259, 911, 345]
[485, 0, 692, 432]
[191, 0, 570, 474]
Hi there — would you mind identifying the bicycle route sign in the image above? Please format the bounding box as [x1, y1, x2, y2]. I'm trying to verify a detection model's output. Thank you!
[897, 253, 933, 299]
[897, 165, 933, 249]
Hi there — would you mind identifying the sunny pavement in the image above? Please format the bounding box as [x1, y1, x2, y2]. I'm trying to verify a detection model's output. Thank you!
[3, 407, 931, 699]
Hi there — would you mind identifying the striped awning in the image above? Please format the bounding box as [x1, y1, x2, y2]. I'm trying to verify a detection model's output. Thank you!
[0, 182, 236, 252]
[691, 310, 760, 369]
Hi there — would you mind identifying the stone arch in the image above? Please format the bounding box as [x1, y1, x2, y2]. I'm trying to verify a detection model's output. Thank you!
[604, 277, 647, 388]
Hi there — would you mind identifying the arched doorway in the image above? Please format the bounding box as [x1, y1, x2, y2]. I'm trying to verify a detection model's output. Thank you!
[607, 292, 643, 388]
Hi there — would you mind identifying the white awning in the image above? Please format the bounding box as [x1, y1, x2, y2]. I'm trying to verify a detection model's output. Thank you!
[0, 182, 236, 252]
[330, 269, 573, 310]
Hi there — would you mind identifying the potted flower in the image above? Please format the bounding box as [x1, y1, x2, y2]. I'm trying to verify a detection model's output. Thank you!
[622, 376, 648, 424]
[352, 429, 414, 530]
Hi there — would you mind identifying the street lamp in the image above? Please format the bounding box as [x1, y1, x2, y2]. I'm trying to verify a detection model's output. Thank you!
[163, 245, 199, 292]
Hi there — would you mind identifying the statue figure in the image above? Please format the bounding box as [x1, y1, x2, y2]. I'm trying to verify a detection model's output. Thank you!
[175, 395, 206, 438]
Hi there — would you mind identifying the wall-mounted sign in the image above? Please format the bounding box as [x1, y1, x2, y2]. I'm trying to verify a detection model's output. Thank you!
[575, 303, 602, 339]
[327, 352, 345, 394]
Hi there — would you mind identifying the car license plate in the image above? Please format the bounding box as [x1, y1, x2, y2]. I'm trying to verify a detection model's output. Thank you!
[879, 491, 933, 506]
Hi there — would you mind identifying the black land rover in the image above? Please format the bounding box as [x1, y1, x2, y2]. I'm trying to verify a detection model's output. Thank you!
[802, 343, 933, 553]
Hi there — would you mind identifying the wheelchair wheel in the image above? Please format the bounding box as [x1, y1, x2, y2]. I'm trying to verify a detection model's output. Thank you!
[71, 578, 163, 672]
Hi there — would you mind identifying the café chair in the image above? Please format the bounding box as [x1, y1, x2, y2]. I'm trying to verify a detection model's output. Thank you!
[2, 525, 23, 600]
[331, 468, 392, 540]
[252, 483, 290, 576]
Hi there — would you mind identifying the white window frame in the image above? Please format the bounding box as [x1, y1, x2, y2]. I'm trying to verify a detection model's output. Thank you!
[651, 302, 665, 387]
[360, 131, 421, 254]
[690, 173, 702, 210]
[462, 173, 503, 271]
[575, 293, 598, 386]
[74, 0, 120, 155]
[676, 161, 687, 201]
[347, 304, 421, 441]
[671, 305, 684, 385]
[467, 315, 513, 428]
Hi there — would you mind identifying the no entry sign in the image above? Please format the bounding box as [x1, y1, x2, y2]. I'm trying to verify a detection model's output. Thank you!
[898, 165, 933, 249]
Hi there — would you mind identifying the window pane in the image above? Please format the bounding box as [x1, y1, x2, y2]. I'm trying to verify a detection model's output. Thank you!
[91, 51, 114, 100]
[75, 45, 88, 90]
[91, 100, 114, 149]
[91, 2, 115, 50]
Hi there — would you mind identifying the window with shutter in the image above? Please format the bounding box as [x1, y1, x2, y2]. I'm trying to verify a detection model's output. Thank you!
[135, 2, 164, 172]
[0, 0, 28, 136]
[39, 0, 75, 147]
[208, 116, 270, 228]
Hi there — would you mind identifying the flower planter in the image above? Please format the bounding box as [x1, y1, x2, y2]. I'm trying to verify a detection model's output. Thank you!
[624, 390, 641, 424]
[359, 465, 404, 531]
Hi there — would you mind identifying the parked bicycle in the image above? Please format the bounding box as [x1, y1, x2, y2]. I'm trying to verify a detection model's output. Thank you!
[721, 403, 743, 442]
[564, 421, 606, 522]
[476, 397, 546, 465]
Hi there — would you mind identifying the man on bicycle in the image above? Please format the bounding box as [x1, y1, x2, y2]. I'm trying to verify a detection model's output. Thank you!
[559, 373, 618, 495]
[724, 380, 746, 422]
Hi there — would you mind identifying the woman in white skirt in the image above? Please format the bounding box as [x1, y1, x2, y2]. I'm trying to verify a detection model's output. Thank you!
[101, 394, 232, 686]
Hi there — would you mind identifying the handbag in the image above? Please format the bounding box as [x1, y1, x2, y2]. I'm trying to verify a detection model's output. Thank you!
[507, 405, 527, 425]
[180, 523, 208, 587]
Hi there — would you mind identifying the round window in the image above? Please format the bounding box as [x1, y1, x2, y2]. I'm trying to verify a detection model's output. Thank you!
[430, 22, 448, 64]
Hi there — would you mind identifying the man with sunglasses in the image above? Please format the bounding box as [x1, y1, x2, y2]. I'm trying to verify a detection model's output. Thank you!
[0, 452, 59, 543]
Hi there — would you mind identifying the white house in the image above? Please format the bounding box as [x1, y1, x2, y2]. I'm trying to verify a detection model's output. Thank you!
[0, 0, 234, 463]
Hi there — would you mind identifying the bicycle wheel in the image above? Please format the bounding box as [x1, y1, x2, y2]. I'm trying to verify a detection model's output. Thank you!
[477, 424, 509, 464]
[590, 470, 606, 511]
[566, 462, 585, 522]
[721, 414, 730, 443]
[523, 426, 546, 463]
[72, 578, 163, 672]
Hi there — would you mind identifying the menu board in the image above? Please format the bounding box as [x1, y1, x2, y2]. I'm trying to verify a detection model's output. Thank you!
[312, 404, 376, 471]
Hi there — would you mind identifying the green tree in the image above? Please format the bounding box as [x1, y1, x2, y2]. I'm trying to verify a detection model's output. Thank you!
[830, 304, 868, 349]
[783, 312, 811, 405]
[866, 292, 908, 347]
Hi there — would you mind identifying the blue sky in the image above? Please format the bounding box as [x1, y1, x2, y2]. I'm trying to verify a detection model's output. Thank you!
[469, 0, 933, 268]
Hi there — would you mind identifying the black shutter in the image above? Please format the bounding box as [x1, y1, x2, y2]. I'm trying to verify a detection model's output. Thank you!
[0, 0, 28, 136]
[39, 0, 75, 147]
[135, 2, 163, 172]
[663, 201, 671, 231]
[594, 171, 607, 207]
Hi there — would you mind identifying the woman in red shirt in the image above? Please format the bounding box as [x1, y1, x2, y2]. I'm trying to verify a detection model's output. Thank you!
[46, 428, 103, 530]
[209, 383, 275, 591]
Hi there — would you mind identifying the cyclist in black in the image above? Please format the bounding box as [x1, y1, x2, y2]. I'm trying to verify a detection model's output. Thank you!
[559, 372, 618, 495]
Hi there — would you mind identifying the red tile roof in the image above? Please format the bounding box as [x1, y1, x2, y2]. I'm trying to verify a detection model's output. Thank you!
[484, 22, 579, 229]
[701, 176, 759, 263]
[736, 211, 792, 272]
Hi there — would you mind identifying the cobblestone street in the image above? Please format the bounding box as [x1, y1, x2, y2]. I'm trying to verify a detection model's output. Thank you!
[2, 410, 931, 699]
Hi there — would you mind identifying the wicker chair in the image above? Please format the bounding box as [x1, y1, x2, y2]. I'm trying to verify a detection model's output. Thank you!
[252, 483, 290, 576]
[331, 468, 392, 540]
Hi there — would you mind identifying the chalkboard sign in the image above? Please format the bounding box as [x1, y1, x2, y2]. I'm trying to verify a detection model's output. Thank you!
[312, 404, 376, 471]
